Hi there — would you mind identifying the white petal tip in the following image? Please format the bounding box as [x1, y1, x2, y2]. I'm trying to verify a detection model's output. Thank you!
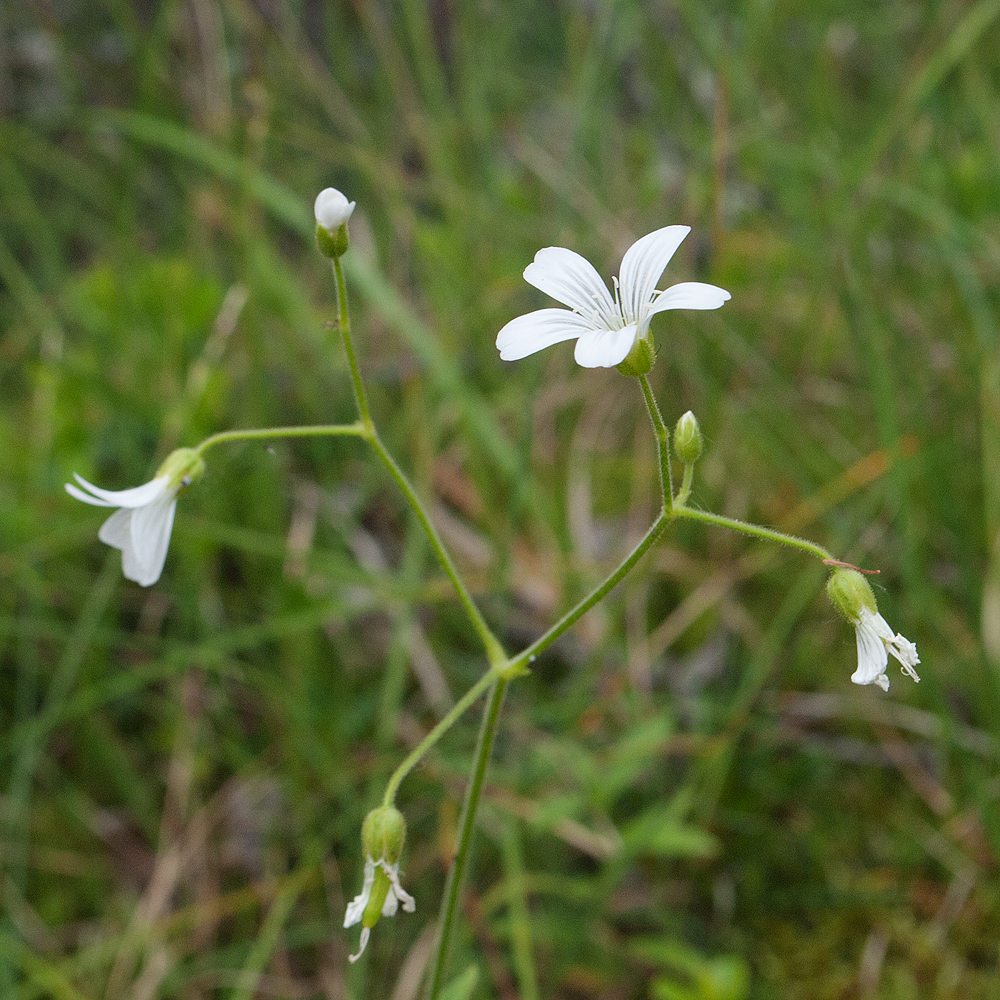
[348, 927, 370, 963]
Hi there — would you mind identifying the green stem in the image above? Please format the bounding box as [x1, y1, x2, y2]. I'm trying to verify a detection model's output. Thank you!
[328, 255, 504, 665]
[676, 462, 695, 508]
[382, 663, 504, 807]
[195, 423, 366, 456]
[639, 374, 674, 506]
[367, 433, 506, 667]
[673, 505, 833, 561]
[426, 678, 509, 1000]
[507, 512, 669, 673]
[332, 257, 373, 429]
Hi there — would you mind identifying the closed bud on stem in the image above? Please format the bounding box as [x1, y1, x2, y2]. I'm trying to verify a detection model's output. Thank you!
[156, 447, 206, 491]
[673, 410, 703, 464]
[314, 187, 355, 258]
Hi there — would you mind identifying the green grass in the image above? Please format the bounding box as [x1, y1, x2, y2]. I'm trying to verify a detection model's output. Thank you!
[3, 0, 1000, 997]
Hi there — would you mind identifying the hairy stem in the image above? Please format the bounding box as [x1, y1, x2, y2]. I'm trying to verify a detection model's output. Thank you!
[673, 506, 834, 561]
[195, 423, 366, 456]
[639, 374, 674, 506]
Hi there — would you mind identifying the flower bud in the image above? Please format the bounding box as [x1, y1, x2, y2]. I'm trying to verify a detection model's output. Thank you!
[156, 447, 206, 490]
[673, 410, 703, 464]
[616, 335, 656, 377]
[314, 187, 355, 258]
[361, 805, 406, 866]
[826, 567, 877, 623]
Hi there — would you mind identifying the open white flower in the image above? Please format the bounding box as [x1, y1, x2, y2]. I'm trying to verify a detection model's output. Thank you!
[496, 226, 730, 368]
[344, 857, 415, 962]
[66, 475, 177, 587]
[314, 187, 356, 232]
[852, 605, 921, 692]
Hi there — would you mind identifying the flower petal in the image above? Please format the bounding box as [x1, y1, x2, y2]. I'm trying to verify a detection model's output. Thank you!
[496, 308, 594, 361]
[98, 508, 133, 550]
[66, 482, 115, 507]
[648, 282, 731, 315]
[344, 859, 376, 929]
[619, 226, 690, 323]
[852, 617, 889, 688]
[72, 474, 170, 509]
[573, 324, 638, 368]
[126, 495, 177, 586]
[524, 247, 617, 326]
[383, 863, 416, 914]
[348, 926, 370, 963]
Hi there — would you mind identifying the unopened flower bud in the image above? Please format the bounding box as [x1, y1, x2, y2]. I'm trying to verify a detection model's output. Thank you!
[314, 187, 355, 258]
[156, 447, 206, 490]
[673, 410, 703, 464]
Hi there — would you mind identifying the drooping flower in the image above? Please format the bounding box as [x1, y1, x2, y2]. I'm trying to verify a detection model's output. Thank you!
[65, 448, 204, 587]
[496, 226, 730, 370]
[343, 857, 416, 962]
[827, 568, 920, 692]
[344, 805, 414, 962]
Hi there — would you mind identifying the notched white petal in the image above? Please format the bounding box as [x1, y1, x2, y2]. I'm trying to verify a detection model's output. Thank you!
[524, 247, 617, 322]
[72, 474, 170, 509]
[649, 282, 732, 315]
[496, 308, 593, 361]
[619, 226, 690, 322]
[573, 324, 638, 368]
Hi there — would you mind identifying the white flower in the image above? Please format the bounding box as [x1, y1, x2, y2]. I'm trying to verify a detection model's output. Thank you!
[852, 606, 921, 692]
[496, 226, 730, 368]
[343, 857, 415, 962]
[314, 187, 356, 232]
[66, 474, 178, 587]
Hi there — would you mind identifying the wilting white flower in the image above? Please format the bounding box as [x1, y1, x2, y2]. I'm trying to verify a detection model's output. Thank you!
[852, 605, 921, 692]
[496, 226, 730, 368]
[343, 857, 415, 962]
[314, 187, 356, 232]
[66, 475, 177, 587]
[66, 448, 204, 587]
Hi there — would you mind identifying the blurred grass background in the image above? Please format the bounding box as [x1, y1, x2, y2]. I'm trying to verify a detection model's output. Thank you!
[2, 0, 1000, 997]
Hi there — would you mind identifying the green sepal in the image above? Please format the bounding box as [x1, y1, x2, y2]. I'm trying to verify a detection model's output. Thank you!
[826, 567, 877, 622]
[316, 222, 350, 258]
[156, 447, 206, 490]
[361, 806, 407, 865]
[616, 336, 656, 377]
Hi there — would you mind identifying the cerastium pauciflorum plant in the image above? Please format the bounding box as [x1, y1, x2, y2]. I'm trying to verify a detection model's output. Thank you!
[66, 187, 921, 994]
